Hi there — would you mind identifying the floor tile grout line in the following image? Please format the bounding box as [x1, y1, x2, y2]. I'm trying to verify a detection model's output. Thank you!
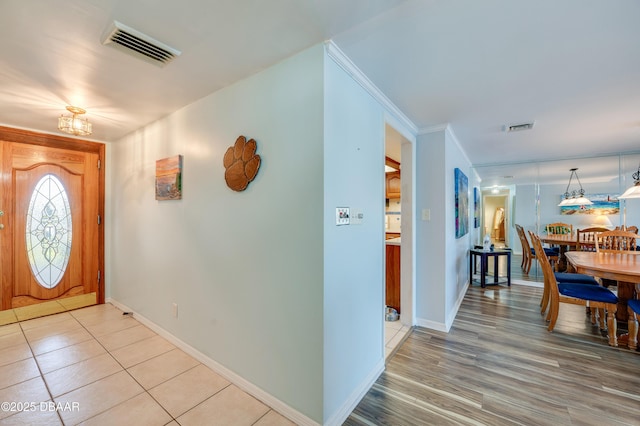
[9, 302, 305, 425]
[38, 307, 126, 425]
[250, 408, 283, 426]
[17, 319, 65, 425]
[18, 303, 140, 425]
[169, 382, 233, 421]
[64, 306, 180, 425]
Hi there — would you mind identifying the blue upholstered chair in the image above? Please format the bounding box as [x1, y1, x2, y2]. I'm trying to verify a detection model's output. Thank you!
[530, 232, 619, 347]
[628, 299, 640, 351]
[528, 230, 600, 315]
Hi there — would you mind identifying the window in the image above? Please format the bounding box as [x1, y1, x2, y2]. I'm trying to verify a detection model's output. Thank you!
[25, 174, 72, 289]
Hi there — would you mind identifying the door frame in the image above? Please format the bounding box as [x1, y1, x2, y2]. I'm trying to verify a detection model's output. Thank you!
[0, 126, 106, 306]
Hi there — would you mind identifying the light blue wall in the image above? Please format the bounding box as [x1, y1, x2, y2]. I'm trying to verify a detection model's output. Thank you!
[109, 45, 326, 423]
[415, 128, 472, 330]
[444, 129, 473, 327]
[108, 43, 393, 425]
[323, 53, 385, 423]
[415, 130, 446, 327]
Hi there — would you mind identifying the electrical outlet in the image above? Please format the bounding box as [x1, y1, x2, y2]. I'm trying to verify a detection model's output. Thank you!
[336, 207, 350, 225]
[172, 303, 178, 318]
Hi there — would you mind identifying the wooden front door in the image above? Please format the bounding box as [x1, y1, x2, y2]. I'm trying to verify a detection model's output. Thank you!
[0, 128, 104, 311]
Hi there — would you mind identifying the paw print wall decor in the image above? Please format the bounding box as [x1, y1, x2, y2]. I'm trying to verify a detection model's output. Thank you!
[223, 135, 261, 191]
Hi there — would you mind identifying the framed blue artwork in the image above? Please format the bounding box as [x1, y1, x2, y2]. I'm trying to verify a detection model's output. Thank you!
[455, 168, 469, 238]
[559, 193, 619, 215]
[474, 187, 480, 228]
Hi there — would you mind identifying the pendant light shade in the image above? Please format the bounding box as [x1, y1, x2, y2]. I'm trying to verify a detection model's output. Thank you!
[619, 164, 640, 199]
[58, 106, 92, 136]
[557, 168, 593, 206]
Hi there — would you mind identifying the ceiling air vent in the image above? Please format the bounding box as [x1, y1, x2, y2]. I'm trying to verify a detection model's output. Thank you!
[502, 122, 535, 132]
[102, 21, 181, 67]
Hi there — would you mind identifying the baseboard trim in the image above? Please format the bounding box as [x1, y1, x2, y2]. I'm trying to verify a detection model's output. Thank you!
[511, 279, 544, 288]
[106, 298, 319, 426]
[415, 318, 448, 332]
[324, 358, 385, 426]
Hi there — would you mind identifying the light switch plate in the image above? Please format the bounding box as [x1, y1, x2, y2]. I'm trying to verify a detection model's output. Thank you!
[351, 209, 363, 225]
[336, 207, 350, 225]
[422, 208, 431, 221]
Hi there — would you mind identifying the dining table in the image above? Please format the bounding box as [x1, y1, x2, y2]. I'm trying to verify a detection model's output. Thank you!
[564, 251, 640, 349]
[538, 233, 580, 271]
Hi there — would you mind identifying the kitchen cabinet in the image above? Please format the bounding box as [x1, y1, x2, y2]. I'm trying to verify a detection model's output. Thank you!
[385, 241, 400, 313]
[385, 171, 401, 199]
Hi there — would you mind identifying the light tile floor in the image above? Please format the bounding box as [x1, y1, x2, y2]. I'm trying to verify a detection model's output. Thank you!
[384, 318, 411, 360]
[0, 293, 97, 326]
[0, 303, 296, 425]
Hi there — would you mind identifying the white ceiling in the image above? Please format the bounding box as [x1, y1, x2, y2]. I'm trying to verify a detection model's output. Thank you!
[2, 0, 639, 172]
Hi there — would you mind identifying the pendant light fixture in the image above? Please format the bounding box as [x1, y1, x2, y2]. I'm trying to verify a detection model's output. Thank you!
[557, 168, 593, 206]
[619, 163, 640, 199]
[58, 106, 92, 136]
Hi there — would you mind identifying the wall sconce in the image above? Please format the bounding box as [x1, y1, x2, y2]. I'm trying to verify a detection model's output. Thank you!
[619, 164, 640, 199]
[558, 168, 592, 206]
[58, 106, 92, 136]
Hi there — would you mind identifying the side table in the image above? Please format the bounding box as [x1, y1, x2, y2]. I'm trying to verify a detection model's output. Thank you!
[469, 248, 511, 288]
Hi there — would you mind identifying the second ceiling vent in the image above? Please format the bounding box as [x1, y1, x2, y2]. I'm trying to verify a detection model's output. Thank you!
[502, 122, 535, 132]
[102, 21, 181, 67]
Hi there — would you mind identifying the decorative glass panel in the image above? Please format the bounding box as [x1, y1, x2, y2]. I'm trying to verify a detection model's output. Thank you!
[25, 174, 72, 289]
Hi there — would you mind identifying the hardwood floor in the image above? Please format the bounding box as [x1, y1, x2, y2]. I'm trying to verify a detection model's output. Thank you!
[346, 284, 640, 425]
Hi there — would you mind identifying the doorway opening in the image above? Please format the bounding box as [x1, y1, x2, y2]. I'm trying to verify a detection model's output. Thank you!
[383, 123, 413, 358]
[0, 126, 105, 325]
[482, 192, 510, 247]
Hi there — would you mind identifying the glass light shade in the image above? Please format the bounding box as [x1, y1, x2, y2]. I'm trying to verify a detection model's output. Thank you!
[570, 196, 593, 205]
[558, 196, 593, 207]
[619, 183, 640, 199]
[58, 106, 92, 136]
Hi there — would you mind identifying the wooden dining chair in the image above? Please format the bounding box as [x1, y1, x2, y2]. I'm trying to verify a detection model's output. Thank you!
[576, 227, 609, 252]
[528, 231, 598, 314]
[517, 225, 558, 274]
[595, 229, 638, 253]
[545, 222, 573, 253]
[530, 232, 618, 346]
[515, 224, 531, 271]
[614, 225, 638, 233]
[545, 222, 573, 235]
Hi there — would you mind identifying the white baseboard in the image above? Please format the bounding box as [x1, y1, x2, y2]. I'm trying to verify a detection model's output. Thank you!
[324, 359, 385, 426]
[511, 279, 543, 288]
[106, 298, 319, 426]
[415, 318, 448, 332]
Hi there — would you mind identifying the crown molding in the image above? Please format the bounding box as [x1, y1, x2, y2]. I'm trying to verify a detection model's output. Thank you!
[324, 40, 417, 136]
[417, 123, 449, 135]
[445, 125, 473, 166]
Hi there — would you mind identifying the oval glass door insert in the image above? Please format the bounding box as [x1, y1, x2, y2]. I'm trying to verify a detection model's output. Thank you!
[25, 174, 72, 289]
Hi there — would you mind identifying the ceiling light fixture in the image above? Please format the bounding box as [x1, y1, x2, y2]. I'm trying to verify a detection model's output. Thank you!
[619, 163, 640, 199]
[58, 106, 92, 136]
[558, 168, 592, 206]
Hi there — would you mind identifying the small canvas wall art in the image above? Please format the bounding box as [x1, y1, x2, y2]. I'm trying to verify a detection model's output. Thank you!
[474, 187, 480, 228]
[156, 155, 183, 200]
[560, 193, 619, 215]
[455, 168, 469, 238]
